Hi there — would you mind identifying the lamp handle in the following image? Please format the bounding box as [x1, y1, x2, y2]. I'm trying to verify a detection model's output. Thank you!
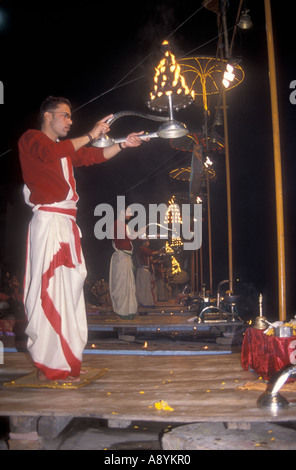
[107, 110, 169, 125]
[113, 132, 159, 143]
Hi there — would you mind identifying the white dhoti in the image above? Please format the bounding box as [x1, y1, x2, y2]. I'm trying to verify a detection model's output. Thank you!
[136, 267, 156, 307]
[109, 247, 137, 317]
[23, 203, 87, 380]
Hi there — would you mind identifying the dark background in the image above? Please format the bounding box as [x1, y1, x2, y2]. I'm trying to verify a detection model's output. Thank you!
[0, 0, 295, 320]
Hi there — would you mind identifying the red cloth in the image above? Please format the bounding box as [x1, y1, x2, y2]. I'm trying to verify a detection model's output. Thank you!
[18, 129, 106, 205]
[0, 293, 9, 301]
[112, 219, 133, 251]
[241, 327, 296, 380]
[137, 245, 154, 267]
[0, 319, 15, 333]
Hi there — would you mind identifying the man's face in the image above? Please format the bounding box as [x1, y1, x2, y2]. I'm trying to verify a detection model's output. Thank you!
[45, 103, 73, 138]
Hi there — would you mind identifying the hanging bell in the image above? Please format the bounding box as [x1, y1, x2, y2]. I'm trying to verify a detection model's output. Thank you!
[237, 9, 253, 30]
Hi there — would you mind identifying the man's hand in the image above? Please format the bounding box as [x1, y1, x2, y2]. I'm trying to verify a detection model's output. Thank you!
[89, 114, 113, 141]
[103, 131, 149, 160]
[123, 131, 148, 149]
[70, 114, 113, 151]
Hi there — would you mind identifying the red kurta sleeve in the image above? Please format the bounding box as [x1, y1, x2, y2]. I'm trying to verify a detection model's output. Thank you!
[18, 129, 107, 206]
[19, 129, 107, 167]
[72, 145, 107, 167]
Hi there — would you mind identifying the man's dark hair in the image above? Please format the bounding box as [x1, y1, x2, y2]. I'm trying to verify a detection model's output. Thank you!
[39, 96, 71, 123]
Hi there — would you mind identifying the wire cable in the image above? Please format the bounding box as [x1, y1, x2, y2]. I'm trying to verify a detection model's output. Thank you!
[75, 0, 215, 114]
[0, 1, 219, 159]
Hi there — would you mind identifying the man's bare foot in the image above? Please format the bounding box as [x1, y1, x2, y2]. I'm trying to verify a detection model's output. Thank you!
[37, 370, 48, 382]
[37, 369, 87, 383]
[58, 375, 81, 383]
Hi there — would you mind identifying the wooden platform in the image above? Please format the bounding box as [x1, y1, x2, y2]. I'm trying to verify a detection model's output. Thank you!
[1, 351, 296, 427]
[0, 304, 243, 345]
[86, 306, 243, 334]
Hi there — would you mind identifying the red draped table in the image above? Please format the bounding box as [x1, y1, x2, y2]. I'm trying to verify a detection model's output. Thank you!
[241, 327, 296, 381]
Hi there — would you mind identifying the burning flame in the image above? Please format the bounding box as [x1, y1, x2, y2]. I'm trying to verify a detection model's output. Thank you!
[143, 341, 148, 349]
[165, 241, 182, 275]
[165, 195, 182, 225]
[164, 196, 183, 249]
[150, 40, 194, 105]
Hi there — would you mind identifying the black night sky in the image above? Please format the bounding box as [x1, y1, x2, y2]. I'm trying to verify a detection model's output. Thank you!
[0, 1, 295, 320]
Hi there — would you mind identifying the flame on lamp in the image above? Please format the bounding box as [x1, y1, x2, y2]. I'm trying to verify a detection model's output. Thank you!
[148, 40, 194, 112]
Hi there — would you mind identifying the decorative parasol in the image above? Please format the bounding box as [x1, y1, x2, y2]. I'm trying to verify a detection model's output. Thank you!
[169, 131, 222, 193]
[169, 132, 225, 153]
[169, 165, 216, 183]
[178, 56, 245, 112]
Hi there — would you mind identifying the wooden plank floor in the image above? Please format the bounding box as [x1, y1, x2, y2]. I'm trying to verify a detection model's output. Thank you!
[1, 351, 296, 425]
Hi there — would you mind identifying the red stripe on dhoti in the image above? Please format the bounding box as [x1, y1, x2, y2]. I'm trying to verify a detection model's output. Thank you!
[40, 242, 82, 379]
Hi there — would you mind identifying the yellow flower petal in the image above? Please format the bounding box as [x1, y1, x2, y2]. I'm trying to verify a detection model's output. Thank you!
[154, 400, 174, 411]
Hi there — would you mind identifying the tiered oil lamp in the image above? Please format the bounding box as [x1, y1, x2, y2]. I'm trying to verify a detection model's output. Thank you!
[93, 40, 193, 148]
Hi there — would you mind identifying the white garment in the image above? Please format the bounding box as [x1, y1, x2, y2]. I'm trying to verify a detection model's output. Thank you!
[23, 204, 87, 380]
[109, 246, 137, 316]
[136, 267, 155, 307]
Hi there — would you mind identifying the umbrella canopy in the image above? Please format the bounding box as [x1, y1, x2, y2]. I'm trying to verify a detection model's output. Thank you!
[178, 56, 244, 112]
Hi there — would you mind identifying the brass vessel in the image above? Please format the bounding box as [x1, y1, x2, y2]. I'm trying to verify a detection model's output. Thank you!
[253, 315, 268, 330]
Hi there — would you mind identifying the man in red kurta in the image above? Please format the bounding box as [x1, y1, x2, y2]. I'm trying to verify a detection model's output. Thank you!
[19, 96, 144, 382]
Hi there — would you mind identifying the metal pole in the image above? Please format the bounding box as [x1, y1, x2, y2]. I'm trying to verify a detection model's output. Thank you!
[195, 248, 199, 293]
[221, 0, 233, 294]
[264, 0, 286, 321]
[191, 250, 195, 293]
[222, 90, 233, 293]
[206, 173, 213, 293]
[200, 244, 203, 290]
[204, 109, 213, 294]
